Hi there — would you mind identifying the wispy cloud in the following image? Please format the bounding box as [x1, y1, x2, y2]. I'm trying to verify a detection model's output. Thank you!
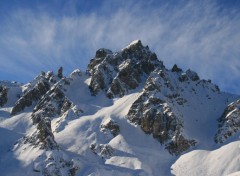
[0, 0, 239, 94]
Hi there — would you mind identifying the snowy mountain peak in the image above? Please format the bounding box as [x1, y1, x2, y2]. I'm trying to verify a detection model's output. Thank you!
[126, 39, 142, 47]
[88, 40, 163, 97]
[0, 40, 240, 176]
[124, 39, 145, 51]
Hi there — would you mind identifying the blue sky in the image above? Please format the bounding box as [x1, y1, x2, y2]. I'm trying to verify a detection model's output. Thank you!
[0, 0, 240, 94]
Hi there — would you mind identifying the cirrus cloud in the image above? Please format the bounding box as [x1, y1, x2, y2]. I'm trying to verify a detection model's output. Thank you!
[0, 0, 239, 94]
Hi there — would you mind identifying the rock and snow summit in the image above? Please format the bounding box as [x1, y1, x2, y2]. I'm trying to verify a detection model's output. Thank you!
[0, 40, 240, 176]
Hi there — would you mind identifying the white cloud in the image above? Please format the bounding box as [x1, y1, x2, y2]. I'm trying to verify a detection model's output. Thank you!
[0, 0, 239, 94]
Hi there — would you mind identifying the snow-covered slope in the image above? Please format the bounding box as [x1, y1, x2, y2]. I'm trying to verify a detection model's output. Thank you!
[0, 40, 240, 176]
[171, 141, 240, 176]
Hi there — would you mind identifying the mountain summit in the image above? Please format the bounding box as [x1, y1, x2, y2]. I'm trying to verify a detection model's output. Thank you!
[0, 40, 240, 176]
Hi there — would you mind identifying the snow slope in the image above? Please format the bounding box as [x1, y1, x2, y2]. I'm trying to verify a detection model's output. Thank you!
[55, 91, 174, 175]
[171, 141, 240, 176]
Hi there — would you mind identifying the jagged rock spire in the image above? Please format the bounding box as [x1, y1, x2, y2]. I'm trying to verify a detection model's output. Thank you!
[87, 40, 164, 97]
[58, 66, 63, 78]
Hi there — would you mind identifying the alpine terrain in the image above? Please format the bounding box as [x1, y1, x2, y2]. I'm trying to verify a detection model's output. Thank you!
[0, 40, 240, 176]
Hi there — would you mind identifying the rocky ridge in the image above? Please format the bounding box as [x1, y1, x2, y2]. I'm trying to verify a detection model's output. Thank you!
[87, 40, 164, 98]
[215, 99, 240, 143]
[11, 71, 60, 115]
[126, 66, 221, 155]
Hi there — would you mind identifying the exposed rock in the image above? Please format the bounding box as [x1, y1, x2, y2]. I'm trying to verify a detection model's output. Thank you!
[165, 133, 196, 155]
[171, 64, 182, 72]
[179, 73, 188, 82]
[57, 66, 63, 78]
[90, 143, 114, 159]
[87, 40, 164, 97]
[11, 80, 50, 115]
[0, 85, 8, 107]
[127, 94, 195, 155]
[215, 99, 240, 143]
[24, 79, 76, 150]
[11, 71, 60, 115]
[32, 150, 80, 176]
[32, 86, 73, 124]
[186, 69, 200, 81]
[178, 69, 200, 82]
[95, 48, 113, 58]
[24, 117, 58, 150]
[127, 68, 197, 155]
[100, 119, 120, 137]
[128, 98, 194, 154]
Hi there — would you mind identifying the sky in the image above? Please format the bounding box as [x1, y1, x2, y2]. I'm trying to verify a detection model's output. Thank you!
[0, 0, 239, 94]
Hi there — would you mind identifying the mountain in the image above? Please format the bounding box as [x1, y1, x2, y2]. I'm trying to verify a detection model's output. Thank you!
[0, 40, 240, 176]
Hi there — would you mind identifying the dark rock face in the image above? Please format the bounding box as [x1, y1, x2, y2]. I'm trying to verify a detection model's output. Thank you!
[100, 119, 120, 137]
[0, 85, 8, 107]
[23, 88, 73, 150]
[58, 66, 63, 78]
[127, 94, 196, 155]
[166, 133, 196, 155]
[11, 72, 60, 115]
[32, 86, 73, 124]
[95, 48, 113, 58]
[37, 117, 58, 149]
[24, 85, 73, 150]
[179, 69, 200, 82]
[215, 99, 240, 143]
[171, 64, 182, 72]
[87, 40, 164, 97]
[25, 117, 58, 150]
[186, 69, 200, 81]
[10, 71, 82, 151]
[127, 68, 197, 155]
[11, 80, 50, 115]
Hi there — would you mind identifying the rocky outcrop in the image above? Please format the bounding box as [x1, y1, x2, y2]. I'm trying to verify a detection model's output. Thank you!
[23, 77, 76, 150]
[127, 68, 198, 155]
[0, 85, 8, 107]
[31, 149, 80, 176]
[11, 80, 50, 115]
[57, 66, 63, 78]
[127, 94, 196, 155]
[179, 69, 200, 82]
[90, 143, 114, 159]
[165, 132, 196, 155]
[87, 40, 164, 98]
[25, 117, 58, 150]
[23, 89, 72, 150]
[186, 69, 200, 81]
[12, 70, 84, 151]
[11, 71, 60, 115]
[215, 99, 240, 143]
[32, 86, 73, 124]
[171, 64, 182, 72]
[126, 63, 224, 155]
[100, 119, 120, 137]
